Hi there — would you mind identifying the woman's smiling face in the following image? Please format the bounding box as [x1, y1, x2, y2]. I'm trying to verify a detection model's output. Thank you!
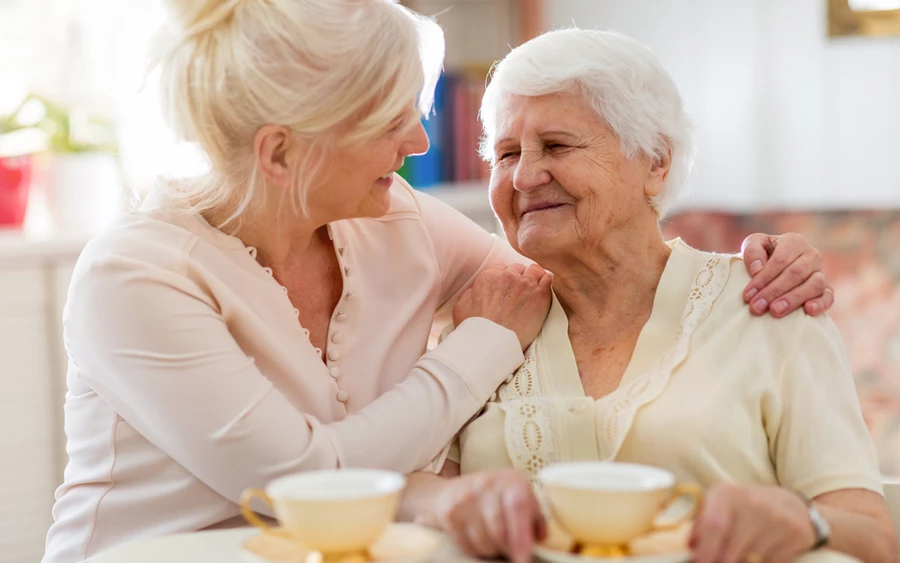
[487, 91, 666, 262]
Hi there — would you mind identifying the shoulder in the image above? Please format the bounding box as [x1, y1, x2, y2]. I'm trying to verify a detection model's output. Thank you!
[684, 242, 839, 364]
[69, 209, 207, 312]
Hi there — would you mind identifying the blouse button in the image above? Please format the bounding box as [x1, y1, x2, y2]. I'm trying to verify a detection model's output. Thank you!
[344, 267, 352, 277]
[336, 390, 349, 403]
[328, 349, 341, 362]
[338, 247, 345, 256]
[345, 292, 354, 300]
[571, 403, 587, 414]
[331, 333, 343, 344]
[336, 312, 348, 321]
[329, 367, 341, 379]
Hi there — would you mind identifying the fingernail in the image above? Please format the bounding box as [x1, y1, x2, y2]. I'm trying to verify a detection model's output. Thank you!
[808, 302, 819, 315]
[751, 298, 768, 315]
[749, 260, 764, 275]
[772, 300, 788, 315]
[745, 287, 758, 301]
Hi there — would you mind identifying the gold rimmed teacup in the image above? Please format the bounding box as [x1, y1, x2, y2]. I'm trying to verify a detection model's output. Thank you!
[538, 462, 702, 548]
[240, 469, 406, 558]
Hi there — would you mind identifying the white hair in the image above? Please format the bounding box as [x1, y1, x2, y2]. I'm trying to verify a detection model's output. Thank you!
[148, 0, 444, 230]
[480, 28, 694, 216]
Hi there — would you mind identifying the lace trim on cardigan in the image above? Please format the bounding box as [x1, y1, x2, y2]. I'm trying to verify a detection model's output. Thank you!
[499, 253, 731, 484]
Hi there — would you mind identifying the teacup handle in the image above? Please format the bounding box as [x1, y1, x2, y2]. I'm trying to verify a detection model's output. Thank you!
[240, 488, 276, 532]
[654, 483, 704, 530]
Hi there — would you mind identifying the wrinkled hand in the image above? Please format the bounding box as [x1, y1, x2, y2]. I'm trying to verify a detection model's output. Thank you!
[453, 263, 552, 350]
[433, 469, 546, 563]
[741, 233, 833, 318]
[690, 483, 815, 563]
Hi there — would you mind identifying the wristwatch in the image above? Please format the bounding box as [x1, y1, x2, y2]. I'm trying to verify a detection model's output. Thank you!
[802, 494, 831, 550]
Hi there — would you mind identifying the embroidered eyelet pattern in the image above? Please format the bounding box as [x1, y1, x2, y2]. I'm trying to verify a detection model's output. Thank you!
[499, 347, 541, 401]
[498, 250, 733, 484]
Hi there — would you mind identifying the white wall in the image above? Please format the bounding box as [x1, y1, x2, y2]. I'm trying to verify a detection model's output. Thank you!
[547, 0, 900, 212]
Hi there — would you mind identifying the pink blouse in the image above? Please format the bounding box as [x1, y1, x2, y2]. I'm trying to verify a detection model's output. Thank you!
[43, 176, 526, 562]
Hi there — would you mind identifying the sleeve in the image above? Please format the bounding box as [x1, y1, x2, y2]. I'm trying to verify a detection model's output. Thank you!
[766, 315, 884, 499]
[66, 255, 524, 506]
[411, 188, 530, 333]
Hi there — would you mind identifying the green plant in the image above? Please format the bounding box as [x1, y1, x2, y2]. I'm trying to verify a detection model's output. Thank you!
[0, 94, 117, 154]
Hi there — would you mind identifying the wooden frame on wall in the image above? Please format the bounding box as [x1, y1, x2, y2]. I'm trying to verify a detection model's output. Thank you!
[828, 0, 900, 37]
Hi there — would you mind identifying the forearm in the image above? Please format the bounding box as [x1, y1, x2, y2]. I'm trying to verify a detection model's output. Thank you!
[815, 491, 899, 563]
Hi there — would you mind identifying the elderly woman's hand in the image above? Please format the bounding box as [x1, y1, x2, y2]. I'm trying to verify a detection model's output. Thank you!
[432, 468, 545, 563]
[690, 483, 815, 563]
[740, 233, 833, 318]
[453, 263, 552, 350]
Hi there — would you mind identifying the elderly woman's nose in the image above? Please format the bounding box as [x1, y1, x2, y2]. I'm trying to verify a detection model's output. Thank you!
[513, 151, 552, 191]
[404, 121, 430, 157]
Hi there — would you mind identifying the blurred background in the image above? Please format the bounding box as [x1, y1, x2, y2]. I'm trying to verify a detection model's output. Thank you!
[0, 1, 898, 561]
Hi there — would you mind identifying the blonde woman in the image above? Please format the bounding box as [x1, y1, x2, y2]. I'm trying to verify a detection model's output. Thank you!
[45, 2, 834, 561]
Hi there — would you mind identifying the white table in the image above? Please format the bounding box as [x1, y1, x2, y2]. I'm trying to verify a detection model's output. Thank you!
[84, 528, 856, 563]
[85, 527, 479, 563]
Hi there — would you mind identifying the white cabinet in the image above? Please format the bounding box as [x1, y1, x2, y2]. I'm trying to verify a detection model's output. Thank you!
[0, 257, 78, 563]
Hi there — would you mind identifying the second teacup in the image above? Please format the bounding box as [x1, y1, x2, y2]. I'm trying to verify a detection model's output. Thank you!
[240, 468, 406, 556]
[538, 462, 702, 547]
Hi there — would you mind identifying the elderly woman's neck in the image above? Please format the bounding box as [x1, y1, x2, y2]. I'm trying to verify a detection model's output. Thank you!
[550, 233, 672, 329]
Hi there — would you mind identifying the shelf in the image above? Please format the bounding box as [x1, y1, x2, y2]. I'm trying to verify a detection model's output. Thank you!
[0, 227, 94, 266]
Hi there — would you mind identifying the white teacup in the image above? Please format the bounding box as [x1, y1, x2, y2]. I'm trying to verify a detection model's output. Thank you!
[538, 462, 702, 547]
[240, 469, 406, 556]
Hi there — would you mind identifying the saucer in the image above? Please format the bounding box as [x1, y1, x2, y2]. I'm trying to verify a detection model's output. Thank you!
[241, 523, 443, 563]
[533, 545, 691, 563]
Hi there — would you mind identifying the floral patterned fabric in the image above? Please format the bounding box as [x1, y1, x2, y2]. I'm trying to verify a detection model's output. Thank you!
[663, 210, 900, 476]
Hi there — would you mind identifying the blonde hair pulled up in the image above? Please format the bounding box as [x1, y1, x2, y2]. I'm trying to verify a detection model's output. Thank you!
[148, 0, 444, 229]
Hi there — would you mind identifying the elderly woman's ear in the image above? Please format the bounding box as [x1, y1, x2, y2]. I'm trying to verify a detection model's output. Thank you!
[643, 143, 673, 201]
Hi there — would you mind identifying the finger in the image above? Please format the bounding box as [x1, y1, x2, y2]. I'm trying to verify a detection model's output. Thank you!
[749, 257, 821, 316]
[741, 233, 776, 279]
[803, 286, 834, 316]
[502, 485, 538, 563]
[691, 492, 733, 563]
[443, 516, 477, 558]
[762, 271, 829, 318]
[464, 520, 499, 558]
[539, 272, 553, 290]
[719, 514, 761, 563]
[481, 489, 509, 558]
[749, 531, 784, 563]
[523, 263, 546, 282]
[742, 236, 803, 303]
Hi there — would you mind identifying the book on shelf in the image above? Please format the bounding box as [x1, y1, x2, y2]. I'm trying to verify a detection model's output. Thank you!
[399, 67, 492, 192]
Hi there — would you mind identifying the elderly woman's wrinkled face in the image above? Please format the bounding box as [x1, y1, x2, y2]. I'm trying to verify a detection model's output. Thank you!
[488, 91, 667, 261]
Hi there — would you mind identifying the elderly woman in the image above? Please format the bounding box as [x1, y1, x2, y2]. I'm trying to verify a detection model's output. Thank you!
[401, 29, 896, 563]
[44, 1, 835, 560]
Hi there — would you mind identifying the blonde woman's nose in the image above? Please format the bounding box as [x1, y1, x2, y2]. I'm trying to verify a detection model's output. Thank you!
[404, 120, 430, 157]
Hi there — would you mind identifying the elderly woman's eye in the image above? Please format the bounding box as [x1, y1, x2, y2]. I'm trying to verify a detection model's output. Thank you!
[546, 143, 566, 150]
[497, 151, 519, 162]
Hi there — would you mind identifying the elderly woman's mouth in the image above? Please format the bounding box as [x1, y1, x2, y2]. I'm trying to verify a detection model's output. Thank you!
[521, 203, 566, 216]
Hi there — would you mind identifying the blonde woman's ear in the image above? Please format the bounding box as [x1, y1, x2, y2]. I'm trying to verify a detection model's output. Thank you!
[254, 125, 297, 190]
